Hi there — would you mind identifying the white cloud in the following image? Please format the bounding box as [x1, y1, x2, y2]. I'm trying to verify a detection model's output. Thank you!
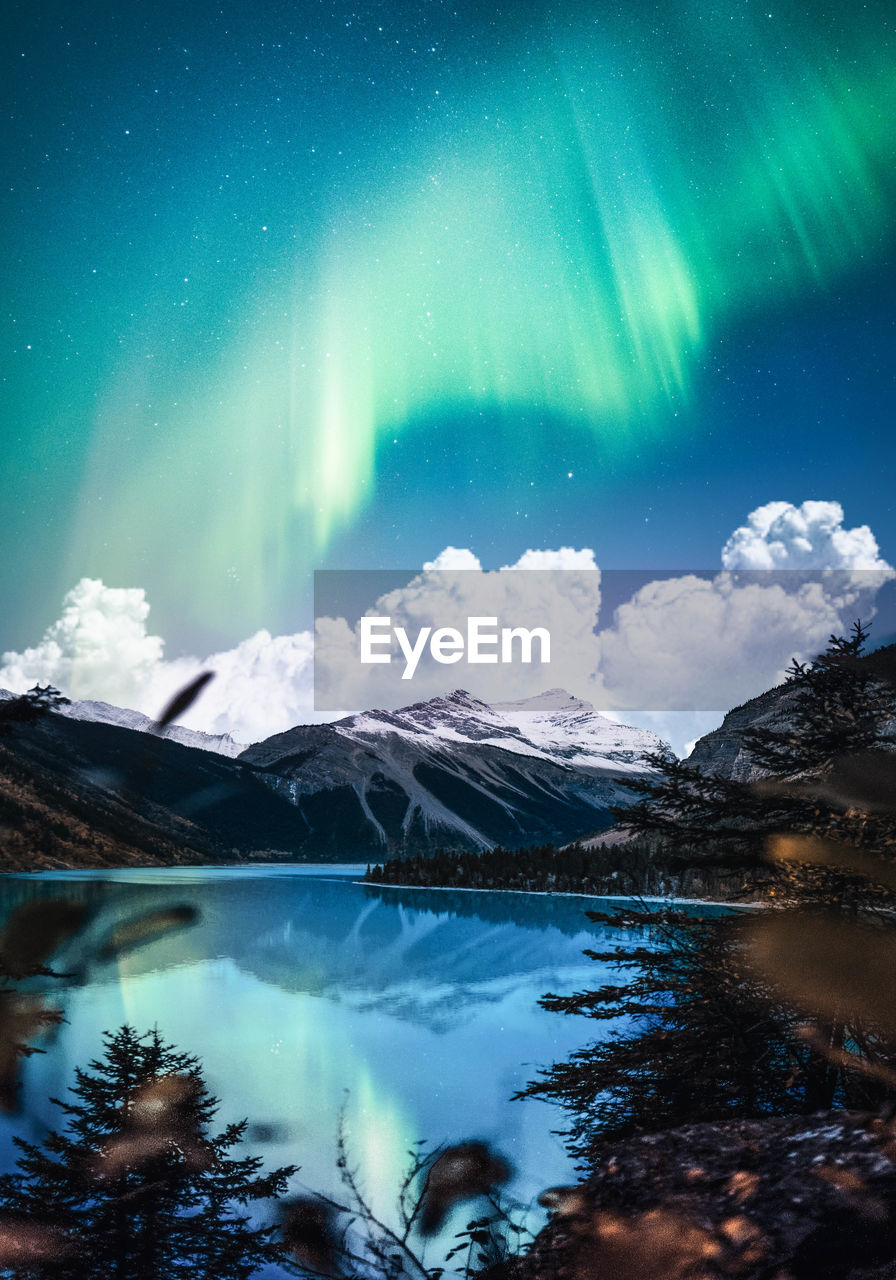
[0, 579, 165, 710]
[593, 500, 893, 715]
[0, 578, 316, 744]
[173, 630, 316, 744]
[722, 500, 891, 571]
[594, 572, 845, 710]
[0, 555, 603, 741]
[422, 547, 483, 571]
[2, 505, 891, 749]
[503, 547, 598, 571]
[315, 550, 602, 709]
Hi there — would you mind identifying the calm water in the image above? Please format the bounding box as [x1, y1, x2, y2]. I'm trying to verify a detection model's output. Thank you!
[0, 867, 702, 1268]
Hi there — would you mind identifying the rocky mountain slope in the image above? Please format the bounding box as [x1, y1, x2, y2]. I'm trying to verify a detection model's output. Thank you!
[0, 688, 668, 867]
[0, 705, 311, 870]
[241, 689, 669, 855]
[55, 697, 245, 757]
[685, 684, 802, 781]
[686, 644, 896, 781]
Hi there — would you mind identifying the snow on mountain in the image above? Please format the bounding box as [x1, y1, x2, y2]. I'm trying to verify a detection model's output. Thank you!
[55, 698, 245, 758]
[4, 684, 666, 773]
[327, 688, 670, 773]
[1, 683, 670, 860]
[493, 688, 670, 770]
[242, 689, 670, 856]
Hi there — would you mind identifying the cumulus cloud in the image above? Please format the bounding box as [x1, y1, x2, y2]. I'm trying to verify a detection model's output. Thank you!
[327, 511, 892, 721]
[422, 547, 483, 571]
[0, 580, 166, 711]
[594, 572, 847, 709]
[722, 500, 891, 572]
[0, 554, 603, 740]
[314, 550, 601, 709]
[1, 504, 891, 750]
[0, 579, 316, 744]
[594, 500, 893, 715]
[173, 631, 315, 743]
[503, 547, 599, 571]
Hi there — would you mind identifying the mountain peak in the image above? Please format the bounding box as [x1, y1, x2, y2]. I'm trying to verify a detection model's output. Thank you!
[243, 685, 667, 855]
[56, 697, 245, 757]
[322, 686, 670, 773]
[495, 687, 587, 713]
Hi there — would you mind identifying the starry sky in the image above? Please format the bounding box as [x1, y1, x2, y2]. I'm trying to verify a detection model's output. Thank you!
[2, 0, 894, 658]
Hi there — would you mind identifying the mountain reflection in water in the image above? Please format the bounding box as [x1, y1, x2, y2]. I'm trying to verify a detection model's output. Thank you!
[0, 868, 717, 1241]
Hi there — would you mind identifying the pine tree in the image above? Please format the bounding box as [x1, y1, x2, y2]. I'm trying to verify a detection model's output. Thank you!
[741, 621, 895, 777]
[0, 685, 70, 737]
[515, 905, 808, 1166]
[520, 626, 896, 1166]
[615, 621, 896, 887]
[0, 1026, 295, 1279]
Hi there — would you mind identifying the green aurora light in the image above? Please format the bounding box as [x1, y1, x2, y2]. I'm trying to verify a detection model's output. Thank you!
[23, 2, 893, 631]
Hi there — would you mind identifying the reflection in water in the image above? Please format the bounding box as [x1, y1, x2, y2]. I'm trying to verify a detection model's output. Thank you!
[0, 869, 696, 1243]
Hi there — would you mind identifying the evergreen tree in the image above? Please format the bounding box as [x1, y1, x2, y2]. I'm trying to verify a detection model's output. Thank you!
[615, 622, 896, 887]
[0, 1026, 295, 1279]
[0, 686, 70, 737]
[515, 906, 806, 1166]
[742, 621, 895, 777]
[520, 626, 896, 1166]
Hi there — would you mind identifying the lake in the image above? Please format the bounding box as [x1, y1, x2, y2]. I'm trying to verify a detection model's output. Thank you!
[0, 867, 708, 1271]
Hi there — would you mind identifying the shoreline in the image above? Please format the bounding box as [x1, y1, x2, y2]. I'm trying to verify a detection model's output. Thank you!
[3, 861, 370, 880]
[3, 861, 766, 907]
[359, 878, 767, 909]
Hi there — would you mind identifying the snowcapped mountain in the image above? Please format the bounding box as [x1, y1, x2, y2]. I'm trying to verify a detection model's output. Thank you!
[0, 685, 669, 866]
[493, 688, 668, 770]
[55, 698, 245, 758]
[311, 688, 666, 772]
[242, 689, 670, 856]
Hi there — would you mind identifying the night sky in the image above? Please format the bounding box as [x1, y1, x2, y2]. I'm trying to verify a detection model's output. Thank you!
[2, 0, 894, 660]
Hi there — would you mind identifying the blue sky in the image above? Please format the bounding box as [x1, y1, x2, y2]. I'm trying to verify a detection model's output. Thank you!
[1, 0, 893, 736]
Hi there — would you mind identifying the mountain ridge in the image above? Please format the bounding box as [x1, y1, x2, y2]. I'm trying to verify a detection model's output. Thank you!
[0, 686, 669, 867]
[242, 687, 670, 854]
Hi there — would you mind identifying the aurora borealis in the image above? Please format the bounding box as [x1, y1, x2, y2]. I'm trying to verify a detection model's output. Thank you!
[2, 0, 894, 657]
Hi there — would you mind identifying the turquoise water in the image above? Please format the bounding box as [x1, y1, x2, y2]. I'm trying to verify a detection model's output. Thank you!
[0, 868, 697, 1267]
